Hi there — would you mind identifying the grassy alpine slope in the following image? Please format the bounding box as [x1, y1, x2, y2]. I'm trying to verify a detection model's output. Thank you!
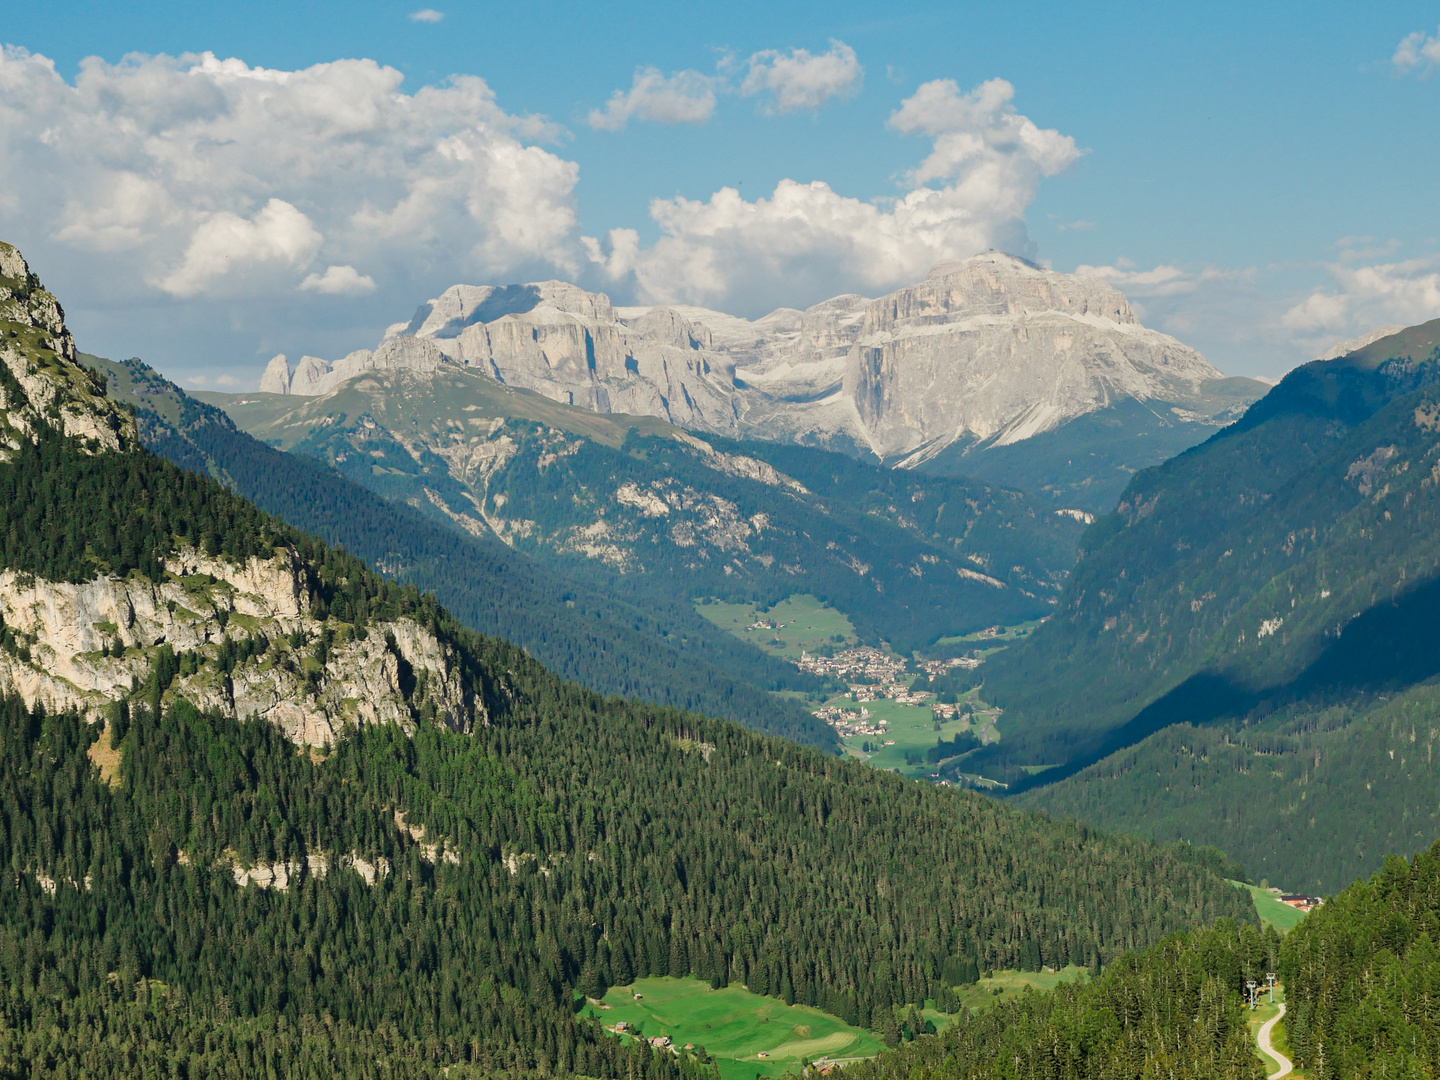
[0, 240, 1259, 1076]
[198, 365, 1084, 653]
[91, 353, 836, 751]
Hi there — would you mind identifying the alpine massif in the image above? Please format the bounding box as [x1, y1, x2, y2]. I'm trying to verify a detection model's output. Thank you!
[251, 251, 1265, 511]
[0, 243, 1266, 1078]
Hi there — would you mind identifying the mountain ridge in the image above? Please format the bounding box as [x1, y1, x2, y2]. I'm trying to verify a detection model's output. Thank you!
[257, 251, 1266, 510]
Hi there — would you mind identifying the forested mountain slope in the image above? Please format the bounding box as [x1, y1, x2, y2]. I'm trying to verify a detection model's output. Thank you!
[1018, 680, 1440, 894]
[92, 354, 834, 749]
[972, 319, 1440, 780]
[199, 366, 1084, 651]
[1281, 838, 1440, 1078]
[842, 918, 1276, 1080]
[0, 239, 1258, 1076]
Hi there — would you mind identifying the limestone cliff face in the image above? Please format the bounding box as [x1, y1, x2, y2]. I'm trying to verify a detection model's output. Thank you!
[0, 238, 484, 747]
[272, 280, 740, 431]
[0, 545, 480, 744]
[261, 252, 1254, 462]
[0, 242, 133, 457]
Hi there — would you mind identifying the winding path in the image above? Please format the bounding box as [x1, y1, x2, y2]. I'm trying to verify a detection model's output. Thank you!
[1256, 1002, 1292, 1079]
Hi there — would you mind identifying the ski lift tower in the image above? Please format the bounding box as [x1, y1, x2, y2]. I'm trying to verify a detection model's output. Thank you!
[1266, 973, 1276, 1004]
[1245, 980, 1257, 1009]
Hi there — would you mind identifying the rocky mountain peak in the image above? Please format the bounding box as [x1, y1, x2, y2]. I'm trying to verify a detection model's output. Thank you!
[0, 241, 133, 457]
[260, 249, 1259, 475]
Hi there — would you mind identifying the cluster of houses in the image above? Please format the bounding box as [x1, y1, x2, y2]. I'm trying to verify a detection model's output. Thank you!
[814, 705, 891, 741]
[918, 656, 981, 678]
[796, 646, 908, 683]
[849, 683, 931, 706]
[1278, 894, 1324, 912]
[606, 1024, 698, 1056]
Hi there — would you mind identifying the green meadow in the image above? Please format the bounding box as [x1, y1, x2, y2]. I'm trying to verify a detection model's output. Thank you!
[584, 977, 883, 1080]
[694, 594, 859, 662]
[1231, 882, 1309, 933]
[830, 688, 1002, 780]
[952, 966, 1091, 1015]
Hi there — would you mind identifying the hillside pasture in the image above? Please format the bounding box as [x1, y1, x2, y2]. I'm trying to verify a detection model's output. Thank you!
[584, 977, 882, 1080]
[695, 594, 860, 662]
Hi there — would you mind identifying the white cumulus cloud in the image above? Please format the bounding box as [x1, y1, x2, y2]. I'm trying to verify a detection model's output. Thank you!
[739, 40, 863, 113]
[409, 9, 444, 23]
[1283, 257, 1440, 333]
[0, 44, 581, 347]
[1394, 26, 1440, 73]
[159, 198, 322, 298]
[586, 77, 1080, 314]
[587, 67, 719, 130]
[300, 264, 377, 295]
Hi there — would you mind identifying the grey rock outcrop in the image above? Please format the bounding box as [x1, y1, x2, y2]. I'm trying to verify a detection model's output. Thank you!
[0, 241, 133, 457]
[0, 545, 480, 745]
[259, 353, 291, 394]
[266, 251, 1252, 462]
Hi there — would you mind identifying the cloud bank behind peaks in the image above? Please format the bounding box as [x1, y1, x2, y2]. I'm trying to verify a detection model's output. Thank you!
[0, 45, 580, 307]
[585, 77, 1080, 315]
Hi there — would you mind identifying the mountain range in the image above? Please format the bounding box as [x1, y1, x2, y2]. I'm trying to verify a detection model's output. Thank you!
[0, 238, 1273, 1078]
[257, 251, 1267, 511]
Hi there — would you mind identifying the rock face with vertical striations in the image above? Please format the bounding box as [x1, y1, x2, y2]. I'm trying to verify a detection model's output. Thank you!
[261, 252, 1264, 503]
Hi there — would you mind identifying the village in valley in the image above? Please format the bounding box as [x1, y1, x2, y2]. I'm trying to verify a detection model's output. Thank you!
[695, 594, 1033, 786]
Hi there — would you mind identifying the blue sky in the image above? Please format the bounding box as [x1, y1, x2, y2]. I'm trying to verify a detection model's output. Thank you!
[4, 1, 1439, 384]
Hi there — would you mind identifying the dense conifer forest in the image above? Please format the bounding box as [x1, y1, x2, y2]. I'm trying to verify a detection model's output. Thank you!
[1282, 838, 1440, 1078]
[1020, 681, 1440, 894]
[842, 919, 1278, 1080]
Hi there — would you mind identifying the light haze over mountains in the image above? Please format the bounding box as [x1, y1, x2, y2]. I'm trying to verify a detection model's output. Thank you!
[259, 251, 1265, 490]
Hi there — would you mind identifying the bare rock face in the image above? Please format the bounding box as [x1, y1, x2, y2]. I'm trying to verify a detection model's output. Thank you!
[0, 241, 133, 457]
[259, 354, 291, 394]
[749, 252, 1226, 460]
[0, 545, 481, 745]
[265, 251, 1251, 462]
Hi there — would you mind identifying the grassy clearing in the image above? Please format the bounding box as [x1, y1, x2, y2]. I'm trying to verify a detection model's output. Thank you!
[583, 977, 882, 1080]
[952, 967, 1090, 1015]
[694, 595, 859, 662]
[829, 696, 975, 777]
[1231, 882, 1308, 933]
[828, 686, 1002, 780]
[927, 618, 1049, 658]
[1245, 988, 1305, 1077]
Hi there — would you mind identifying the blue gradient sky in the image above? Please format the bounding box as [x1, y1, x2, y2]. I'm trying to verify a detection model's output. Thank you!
[5, 1, 1439, 382]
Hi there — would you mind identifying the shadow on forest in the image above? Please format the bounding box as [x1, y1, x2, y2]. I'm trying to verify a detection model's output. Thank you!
[1003, 571, 1440, 796]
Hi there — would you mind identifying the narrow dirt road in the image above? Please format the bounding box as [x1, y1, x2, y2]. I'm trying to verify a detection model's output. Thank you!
[1256, 1002, 1293, 1079]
